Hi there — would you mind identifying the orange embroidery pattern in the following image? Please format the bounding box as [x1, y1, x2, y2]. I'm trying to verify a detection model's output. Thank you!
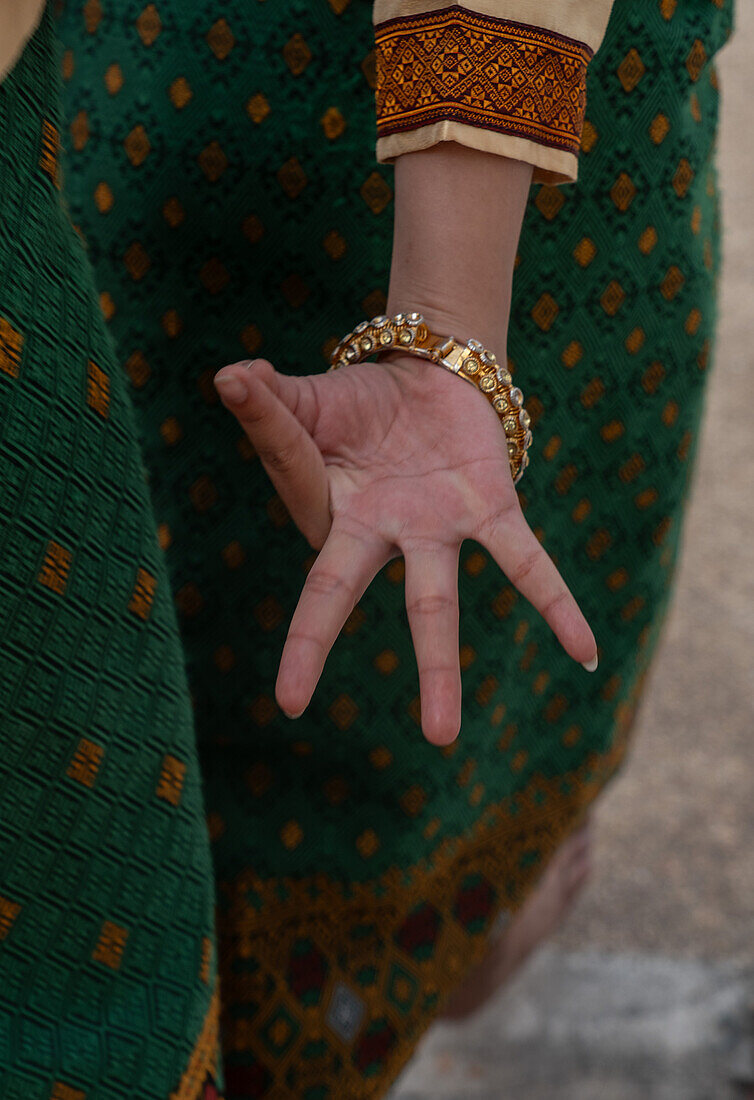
[128, 566, 157, 619]
[86, 358, 110, 417]
[92, 920, 128, 970]
[51, 1084, 86, 1100]
[0, 896, 21, 940]
[375, 6, 592, 155]
[169, 983, 223, 1100]
[38, 540, 72, 595]
[39, 119, 61, 187]
[156, 753, 187, 806]
[216, 685, 643, 1096]
[0, 316, 24, 378]
[67, 737, 105, 788]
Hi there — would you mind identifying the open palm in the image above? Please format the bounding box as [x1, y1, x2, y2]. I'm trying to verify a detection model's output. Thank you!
[214, 354, 597, 745]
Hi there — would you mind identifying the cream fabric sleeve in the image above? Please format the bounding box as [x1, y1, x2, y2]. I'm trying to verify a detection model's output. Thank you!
[373, 1, 615, 183]
[0, 0, 45, 83]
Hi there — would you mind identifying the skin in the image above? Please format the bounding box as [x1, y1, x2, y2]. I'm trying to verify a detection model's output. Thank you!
[215, 141, 599, 746]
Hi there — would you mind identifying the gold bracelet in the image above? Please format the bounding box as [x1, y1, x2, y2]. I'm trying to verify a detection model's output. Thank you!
[328, 311, 532, 485]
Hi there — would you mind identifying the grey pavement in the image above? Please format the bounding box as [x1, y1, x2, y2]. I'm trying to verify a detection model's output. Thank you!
[390, 7, 754, 1098]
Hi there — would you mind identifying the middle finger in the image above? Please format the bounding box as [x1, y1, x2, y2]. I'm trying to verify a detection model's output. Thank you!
[403, 542, 462, 746]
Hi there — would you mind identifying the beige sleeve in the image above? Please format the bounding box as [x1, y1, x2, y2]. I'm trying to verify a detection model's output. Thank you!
[0, 0, 45, 83]
[373, 1, 615, 183]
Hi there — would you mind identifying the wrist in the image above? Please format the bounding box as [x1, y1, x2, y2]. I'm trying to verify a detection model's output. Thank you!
[383, 296, 509, 363]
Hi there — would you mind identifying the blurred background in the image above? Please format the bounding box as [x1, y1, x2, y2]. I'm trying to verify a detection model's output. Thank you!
[390, 7, 754, 1099]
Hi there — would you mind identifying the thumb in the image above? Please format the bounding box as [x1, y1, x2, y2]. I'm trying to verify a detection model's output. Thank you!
[214, 359, 331, 550]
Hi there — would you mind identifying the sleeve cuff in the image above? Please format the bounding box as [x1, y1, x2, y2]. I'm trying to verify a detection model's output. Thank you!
[374, 5, 594, 183]
[376, 121, 579, 184]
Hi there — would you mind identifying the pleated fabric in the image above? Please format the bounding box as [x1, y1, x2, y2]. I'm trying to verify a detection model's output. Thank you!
[0, 1, 733, 1097]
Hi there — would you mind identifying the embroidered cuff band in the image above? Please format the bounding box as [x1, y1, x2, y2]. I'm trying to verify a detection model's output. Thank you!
[375, 6, 593, 166]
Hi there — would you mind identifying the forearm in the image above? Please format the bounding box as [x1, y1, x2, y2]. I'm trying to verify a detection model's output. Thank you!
[0, 0, 45, 83]
[385, 142, 533, 358]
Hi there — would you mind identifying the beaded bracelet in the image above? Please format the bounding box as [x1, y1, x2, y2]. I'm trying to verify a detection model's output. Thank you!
[328, 311, 532, 485]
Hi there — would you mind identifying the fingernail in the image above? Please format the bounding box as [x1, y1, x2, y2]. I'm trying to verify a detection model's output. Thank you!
[581, 653, 599, 672]
[214, 375, 246, 405]
[282, 708, 304, 719]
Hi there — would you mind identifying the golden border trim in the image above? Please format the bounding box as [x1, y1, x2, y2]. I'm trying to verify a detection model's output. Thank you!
[170, 982, 224, 1100]
[375, 5, 592, 155]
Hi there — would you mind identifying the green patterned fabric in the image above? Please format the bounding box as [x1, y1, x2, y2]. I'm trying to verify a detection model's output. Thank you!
[0, 1, 733, 1098]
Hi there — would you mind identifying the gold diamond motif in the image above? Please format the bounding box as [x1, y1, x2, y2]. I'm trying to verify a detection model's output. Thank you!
[277, 156, 307, 199]
[124, 124, 150, 166]
[686, 39, 707, 82]
[200, 258, 230, 295]
[207, 18, 234, 60]
[246, 93, 270, 124]
[323, 229, 347, 260]
[198, 141, 227, 182]
[163, 196, 185, 227]
[617, 48, 645, 92]
[360, 171, 392, 215]
[638, 226, 658, 255]
[610, 172, 636, 211]
[573, 237, 596, 267]
[280, 274, 310, 309]
[124, 241, 150, 281]
[561, 341, 583, 369]
[283, 33, 312, 75]
[241, 324, 262, 355]
[580, 119, 598, 152]
[83, 0, 102, 33]
[531, 293, 559, 332]
[104, 63, 123, 95]
[361, 49, 377, 90]
[281, 821, 304, 850]
[169, 77, 192, 109]
[70, 110, 89, 152]
[374, 649, 399, 674]
[320, 107, 346, 140]
[328, 693, 359, 731]
[673, 158, 694, 198]
[649, 113, 670, 144]
[625, 327, 645, 354]
[136, 4, 161, 46]
[242, 215, 264, 243]
[660, 266, 685, 300]
[600, 280, 625, 316]
[534, 185, 565, 221]
[356, 829, 379, 858]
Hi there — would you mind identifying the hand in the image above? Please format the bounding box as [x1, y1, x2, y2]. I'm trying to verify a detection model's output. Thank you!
[214, 354, 598, 746]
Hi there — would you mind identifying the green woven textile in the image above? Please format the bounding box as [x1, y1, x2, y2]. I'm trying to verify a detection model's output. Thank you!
[0, 1, 733, 1097]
